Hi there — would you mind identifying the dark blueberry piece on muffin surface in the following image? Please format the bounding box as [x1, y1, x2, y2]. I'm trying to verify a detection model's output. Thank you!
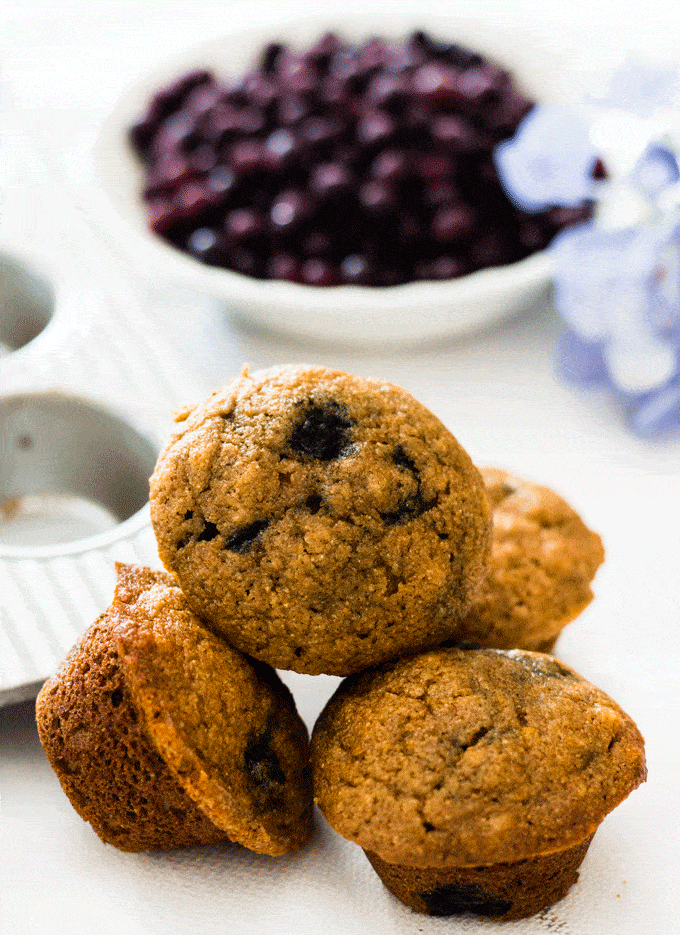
[311, 646, 646, 920]
[288, 402, 353, 460]
[244, 718, 289, 808]
[419, 882, 512, 917]
[149, 364, 491, 676]
[36, 564, 313, 855]
[379, 444, 437, 525]
[226, 518, 270, 552]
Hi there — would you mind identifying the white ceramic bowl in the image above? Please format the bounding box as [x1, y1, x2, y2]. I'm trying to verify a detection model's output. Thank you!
[93, 12, 561, 346]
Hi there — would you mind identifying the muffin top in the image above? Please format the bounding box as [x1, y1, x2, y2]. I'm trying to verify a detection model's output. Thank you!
[150, 364, 491, 675]
[110, 564, 312, 855]
[459, 467, 605, 651]
[311, 646, 646, 867]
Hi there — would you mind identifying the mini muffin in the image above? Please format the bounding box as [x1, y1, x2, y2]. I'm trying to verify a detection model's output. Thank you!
[458, 467, 605, 652]
[150, 364, 491, 676]
[36, 563, 312, 855]
[311, 646, 646, 920]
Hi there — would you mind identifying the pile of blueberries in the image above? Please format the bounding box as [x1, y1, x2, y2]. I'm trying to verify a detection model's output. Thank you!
[129, 31, 591, 286]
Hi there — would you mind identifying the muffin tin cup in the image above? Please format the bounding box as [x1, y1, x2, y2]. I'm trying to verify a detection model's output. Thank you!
[0, 391, 157, 555]
[0, 192, 227, 707]
[364, 832, 596, 921]
[0, 252, 55, 355]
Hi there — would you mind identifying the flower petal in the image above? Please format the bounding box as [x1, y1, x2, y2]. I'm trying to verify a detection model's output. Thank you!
[494, 104, 598, 212]
[628, 144, 680, 198]
[605, 326, 677, 394]
[647, 223, 680, 340]
[592, 57, 680, 117]
[628, 380, 680, 438]
[551, 223, 640, 339]
[556, 330, 608, 385]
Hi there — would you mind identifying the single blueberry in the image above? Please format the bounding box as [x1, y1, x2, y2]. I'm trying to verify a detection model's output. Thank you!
[197, 521, 220, 542]
[244, 722, 286, 807]
[226, 519, 269, 552]
[289, 403, 352, 460]
[420, 883, 511, 917]
[260, 42, 285, 75]
[380, 445, 436, 525]
[305, 494, 323, 514]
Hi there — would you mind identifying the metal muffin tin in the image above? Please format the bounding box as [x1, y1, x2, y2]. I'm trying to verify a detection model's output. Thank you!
[0, 187, 240, 706]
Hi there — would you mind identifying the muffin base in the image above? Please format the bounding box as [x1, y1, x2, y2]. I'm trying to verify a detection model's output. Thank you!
[364, 834, 595, 921]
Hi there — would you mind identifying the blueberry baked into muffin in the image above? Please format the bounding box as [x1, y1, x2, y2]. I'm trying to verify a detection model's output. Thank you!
[149, 364, 491, 675]
[311, 645, 646, 920]
[36, 564, 313, 855]
[458, 467, 605, 652]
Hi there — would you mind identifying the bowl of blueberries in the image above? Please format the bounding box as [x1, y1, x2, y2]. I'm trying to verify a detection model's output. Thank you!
[95, 14, 587, 345]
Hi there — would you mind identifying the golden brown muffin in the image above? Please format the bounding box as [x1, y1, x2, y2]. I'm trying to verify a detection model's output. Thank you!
[149, 364, 491, 676]
[311, 646, 646, 920]
[459, 467, 605, 652]
[36, 564, 313, 855]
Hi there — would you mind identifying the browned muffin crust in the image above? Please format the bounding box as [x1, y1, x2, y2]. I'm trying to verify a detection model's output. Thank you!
[150, 365, 491, 676]
[36, 564, 313, 855]
[35, 608, 228, 852]
[459, 468, 605, 651]
[311, 646, 646, 869]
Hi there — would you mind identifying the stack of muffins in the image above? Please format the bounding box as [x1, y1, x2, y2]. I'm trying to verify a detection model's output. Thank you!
[36, 364, 646, 921]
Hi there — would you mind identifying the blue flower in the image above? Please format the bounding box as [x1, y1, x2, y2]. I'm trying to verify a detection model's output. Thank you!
[550, 222, 661, 343]
[627, 378, 680, 438]
[628, 144, 680, 200]
[493, 104, 599, 212]
[552, 220, 680, 436]
[555, 330, 608, 385]
[590, 57, 680, 118]
[647, 221, 680, 342]
[493, 57, 680, 438]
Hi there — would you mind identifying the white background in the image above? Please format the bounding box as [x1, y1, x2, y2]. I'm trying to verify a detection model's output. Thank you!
[1, 2, 679, 934]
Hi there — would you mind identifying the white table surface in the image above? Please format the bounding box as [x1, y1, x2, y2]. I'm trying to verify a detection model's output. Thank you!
[1, 2, 679, 934]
